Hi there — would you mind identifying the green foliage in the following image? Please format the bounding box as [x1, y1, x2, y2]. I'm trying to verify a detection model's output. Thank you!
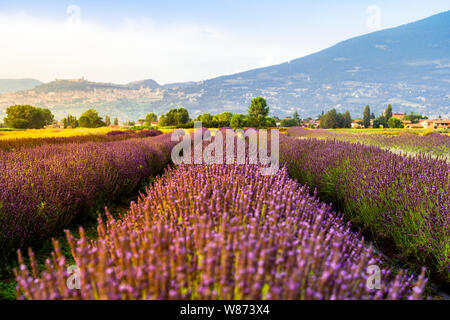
[78, 109, 106, 128]
[280, 118, 299, 127]
[248, 97, 269, 128]
[113, 117, 119, 126]
[4, 105, 54, 129]
[230, 114, 246, 129]
[105, 115, 111, 127]
[320, 109, 351, 129]
[144, 112, 158, 126]
[214, 112, 233, 124]
[384, 104, 393, 122]
[387, 117, 404, 128]
[372, 115, 386, 128]
[363, 105, 371, 128]
[264, 117, 276, 127]
[343, 110, 352, 128]
[159, 108, 190, 126]
[62, 115, 78, 128]
[404, 113, 426, 123]
[194, 113, 214, 127]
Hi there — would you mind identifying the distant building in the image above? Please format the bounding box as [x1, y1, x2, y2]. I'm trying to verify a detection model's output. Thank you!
[405, 123, 423, 128]
[392, 112, 406, 120]
[351, 119, 364, 128]
[44, 122, 64, 129]
[150, 122, 159, 126]
[401, 120, 412, 126]
[419, 119, 434, 128]
[432, 119, 450, 129]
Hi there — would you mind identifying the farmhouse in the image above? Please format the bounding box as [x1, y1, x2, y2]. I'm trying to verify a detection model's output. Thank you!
[351, 119, 364, 128]
[392, 112, 406, 120]
[432, 119, 450, 129]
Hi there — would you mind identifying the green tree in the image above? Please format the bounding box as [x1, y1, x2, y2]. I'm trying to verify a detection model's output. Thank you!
[62, 115, 78, 128]
[159, 108, 190, 127]
[384, 104, 393, 122]
[363, 105, 371, 128]
[280, 118, 299, 127]
[113, 117, 119, 126]
[105, 115, 111, 127]
[387, 117, 404, 128]
[404, 113, 424, 123]
[320, 109, 338, 129]
[194, 113, 213, 127]
[343, 110, 352, 128]
[373, 116, 386, 128]
[78, 109, 106, 128]
[4, 105, 54, 129]
[293, 111, 300, 124]
[216, 112, 233, 123]
[248, 97, 269, 128]
[320, 109, 351, 128]
[264, 117, 276, 127]
[230, 114, 245, 129]
[144, 112, 158, 126]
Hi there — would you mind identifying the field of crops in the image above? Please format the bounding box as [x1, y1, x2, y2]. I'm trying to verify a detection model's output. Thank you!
[15, 164, 426, 300]
[0, 132, 174, 258]
[286, 127, 450, 158]
[1, 127, 448, 300]
[279, 134, 449, 282]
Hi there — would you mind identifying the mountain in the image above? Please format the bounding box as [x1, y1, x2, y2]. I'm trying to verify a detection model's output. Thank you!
[0, 79, 42, 93]
[0, 11, 449, 120]
[126, 79, 161, 90]
[166, 10, 450, 118]
[32, 78, 127, 93]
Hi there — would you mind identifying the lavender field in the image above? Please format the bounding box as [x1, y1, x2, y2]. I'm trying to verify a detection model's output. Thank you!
[1, 128, 447, 300]
[15, 164, 426, 300]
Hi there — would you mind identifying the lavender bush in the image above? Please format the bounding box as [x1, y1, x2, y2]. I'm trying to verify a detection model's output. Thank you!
[279, 134, 449, 281]
[0, 130, 162, 151]
[15, 164, 426, 300]
[286, 127, 450, 158]
[0, 134, 175, 259]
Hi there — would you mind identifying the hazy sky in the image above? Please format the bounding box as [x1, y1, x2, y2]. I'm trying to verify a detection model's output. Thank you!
[1, 0, 449, 84]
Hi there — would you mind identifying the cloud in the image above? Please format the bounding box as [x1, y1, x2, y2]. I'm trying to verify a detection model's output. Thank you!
[0, 11, 314, 84]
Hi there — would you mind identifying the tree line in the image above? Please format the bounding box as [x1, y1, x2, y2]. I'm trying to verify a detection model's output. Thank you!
[3, 100, 427, 130]
[150, 97, 277, 129]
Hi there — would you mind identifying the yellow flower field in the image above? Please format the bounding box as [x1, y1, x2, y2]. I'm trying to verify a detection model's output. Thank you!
[0, 127, 121, 140]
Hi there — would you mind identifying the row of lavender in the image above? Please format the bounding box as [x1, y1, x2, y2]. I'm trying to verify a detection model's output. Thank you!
[15, 164, 427, 299]
[286, 127, 450, 158]
[0, 129, 162, 151]
[278, 134, 449, 282]
[0, 133, 175, 259]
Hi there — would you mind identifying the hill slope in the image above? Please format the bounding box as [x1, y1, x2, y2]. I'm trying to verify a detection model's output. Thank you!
[0, 79, 42, 93]
[173, 10, 450, 117]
